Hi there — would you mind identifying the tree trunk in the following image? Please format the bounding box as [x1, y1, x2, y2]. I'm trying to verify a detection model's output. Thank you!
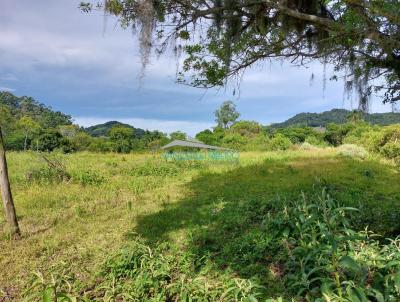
[0, 126, 20, 238]
[24, 133, 28, 151]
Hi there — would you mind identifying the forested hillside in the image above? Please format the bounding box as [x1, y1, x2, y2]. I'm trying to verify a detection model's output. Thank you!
[0, 92, 167, 152]
[271, 109, 400, 128]
[85, 121, 146, 138]
[0, 91, 72, 129]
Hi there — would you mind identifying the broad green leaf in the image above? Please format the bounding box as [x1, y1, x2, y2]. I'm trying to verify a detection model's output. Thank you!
[42, 288, 52, 302]
[339, 256, 362, 274]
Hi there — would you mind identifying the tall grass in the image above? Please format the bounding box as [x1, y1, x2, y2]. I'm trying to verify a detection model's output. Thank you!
[1, 149, 399, 301]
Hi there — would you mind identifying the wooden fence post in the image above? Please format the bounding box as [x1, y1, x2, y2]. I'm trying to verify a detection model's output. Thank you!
[0, 126, 20, 238]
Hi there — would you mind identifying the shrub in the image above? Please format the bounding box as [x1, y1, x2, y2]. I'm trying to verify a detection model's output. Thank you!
[98, 239, 262, 301]
[324, 123, 354, 146]
[195, 129, 215, 145]
[230, 120, 263, 137]
[304, 135, 327, 147]
[342, 123, 375, 146]
[246, 134, 271, 151]
[380, 141, 400, 160]
[88, 138, 113, 152]
[26, 167, 71, 184]
[275, 127, 315, 144]
[74, 170, 105, 186]
[371, 125, 400, 162]
[337, 144, 368, 159]
[37, 130, 64, 152]
[4, 130, 26, 151]
[221, 133, 248, 150]
[26, 155, 71, 184]
[298, 142, 319, 150]
[277, 192, 400, 301]
[130, 161, 180, 177]
[269, 134, 292, 151]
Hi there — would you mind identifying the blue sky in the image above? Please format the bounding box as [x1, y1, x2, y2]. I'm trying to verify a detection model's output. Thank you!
[0, 0, 394, 135]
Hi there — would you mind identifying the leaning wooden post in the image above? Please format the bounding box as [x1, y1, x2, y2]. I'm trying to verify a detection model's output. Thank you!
[0, 126, 20, 237]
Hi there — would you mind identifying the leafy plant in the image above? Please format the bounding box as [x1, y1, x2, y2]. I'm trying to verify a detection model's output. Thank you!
[269, 134, 292, 151]
[130, 161, 180, 177]
[267, 192, 400, 301]
[74, 170, 105, 186]
[96, 238, 263, 301]
[337, 144, 368, 159]
[26, 155, 71, 184]
[23, 264, 77, 302]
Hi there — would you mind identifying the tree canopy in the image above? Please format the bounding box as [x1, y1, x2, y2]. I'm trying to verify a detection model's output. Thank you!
[81, 0, 400, 109]
[215, 100, 240, 128]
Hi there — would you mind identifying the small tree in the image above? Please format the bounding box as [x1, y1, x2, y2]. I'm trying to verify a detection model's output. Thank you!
[170, 131, 187, 141]
[0, 126, 20, 238]
[0, 106, 13, 131]
[109, 125, 135, 153]
[18, 116, 41, 151]
[347, 110, 364, 125]
[215, 101, 240, 129]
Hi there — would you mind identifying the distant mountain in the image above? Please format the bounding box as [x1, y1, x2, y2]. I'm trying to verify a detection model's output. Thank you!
[0, 91, 72, 128]
[85, 121, 146, 138]
[270, 109, 400, 128]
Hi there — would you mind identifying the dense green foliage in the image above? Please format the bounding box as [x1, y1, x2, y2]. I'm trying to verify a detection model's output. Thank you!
[192, 112, 400, 164]
[0, 92, 171, 153]
[2, 91, 399, 163]
[271, 109, 400, 128]
[85, 121, 145, 138]
[82, 0, 400, 106]
[215, 101, 240, 129]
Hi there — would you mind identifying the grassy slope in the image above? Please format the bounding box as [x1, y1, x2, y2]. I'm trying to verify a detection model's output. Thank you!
[0, 150, 399, 300]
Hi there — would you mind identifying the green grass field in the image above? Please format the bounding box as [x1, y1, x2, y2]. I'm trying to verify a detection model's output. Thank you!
[1, 149, 400, 301]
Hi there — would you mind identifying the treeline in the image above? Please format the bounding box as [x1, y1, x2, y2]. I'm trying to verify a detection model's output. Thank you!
[0, 92, 171, 153]
[195, 120, 400, 163]
[270, 108, 400, 128]
[1, 92, 399, 163]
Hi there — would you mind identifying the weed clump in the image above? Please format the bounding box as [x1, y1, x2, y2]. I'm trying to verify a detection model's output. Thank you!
[74, 170, 105, 186]
[26, 155, 71, 184]
[338, 144, 368, 159]
[278, 192, 400, 300]
[130, 161, 183, 177]
[298, 142, 319, 150]
[191, 191, 400, 301]
[97, 239, 262, 301]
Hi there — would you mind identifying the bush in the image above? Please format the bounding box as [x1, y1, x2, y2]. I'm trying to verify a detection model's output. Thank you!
[269, 134, 292, 151]
[230, 121, 263, 137]
[298, 142, 319, 150]
[337, 144, 368, 159]
[324, 123, 354, 146]
[74, 170, 105, 186]
[88, 138, 113, 152]
[98, 239, 262, 301]
[4, 131, 26, 151]
[381, 141, 400, 161]
[342, 123, 374, 146]
[38, 130, 67, 152]
[221, 133, 248, 150]
[26, 166, 71, 184]
[372, 125, 400, 162]
[275, 127, 315, 144]
[130, 161, 180, 177]
[304, 135, 327, 147]
[276, 192, 400, 301]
